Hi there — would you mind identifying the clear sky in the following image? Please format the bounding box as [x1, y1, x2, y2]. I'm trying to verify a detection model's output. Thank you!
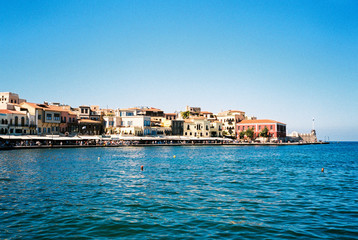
[1, 0, 357, 141]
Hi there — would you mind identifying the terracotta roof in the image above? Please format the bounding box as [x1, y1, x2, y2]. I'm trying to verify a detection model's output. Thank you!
[200, 111, 213, 114]
[46, 105, 69, 112]
[21, 102, 44, 109]
[165, 113, 176, 115]
[0, 109, 26, 115]
[144, 107, 163, 112]
[238, 119, 285, 125]
[78, 119, 102, 124]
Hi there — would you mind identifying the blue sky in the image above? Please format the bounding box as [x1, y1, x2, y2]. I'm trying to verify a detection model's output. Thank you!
[1, 0, 357, 140]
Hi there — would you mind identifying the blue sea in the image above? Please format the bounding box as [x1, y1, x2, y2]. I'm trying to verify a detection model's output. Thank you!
[1, 142, 357, 239]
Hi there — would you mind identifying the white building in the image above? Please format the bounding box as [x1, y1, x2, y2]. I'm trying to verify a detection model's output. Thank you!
[217, 110, 245, 138]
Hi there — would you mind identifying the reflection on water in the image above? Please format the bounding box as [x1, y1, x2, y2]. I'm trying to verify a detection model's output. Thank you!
[1, 143, 358, 239]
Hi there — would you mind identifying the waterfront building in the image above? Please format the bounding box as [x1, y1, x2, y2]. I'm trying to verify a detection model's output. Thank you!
[119, 115, 151, 136]
[75, 105, 101, 121]
[236, 119, 287, 139]
[217, 110, 246, 138]
[0, 109, 29, 135]
[171, 120, 184, 136]
[210, 121, 223, 137]
[117, 107, 142, 117]
[47, 104, 78, 135]
[199, 111, 217, 122]
[0, 92, 26, 110]
[78, 119, 103, 135]
[73, 105, 102, 135]
[19, 102, 62, 135]
[103, 115, 122, 134]
[183, 117, 211, 137]
[140, 107, 164, 117]
[164, 113, 177, 120]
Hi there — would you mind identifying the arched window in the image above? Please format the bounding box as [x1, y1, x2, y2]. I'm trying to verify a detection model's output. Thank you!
[14, 116, 18, 126]
[21, 117, 25, 126]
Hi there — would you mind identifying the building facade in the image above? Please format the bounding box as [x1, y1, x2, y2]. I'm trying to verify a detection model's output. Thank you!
[236, 119, 287, 139]
[183, 117, 211, 137]
[0, 109, 29, 135]
[217, 110, 246, 138]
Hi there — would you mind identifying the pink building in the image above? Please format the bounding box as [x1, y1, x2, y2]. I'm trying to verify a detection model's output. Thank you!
[47, 105, 78, 134]
[236, 119, 286, 139]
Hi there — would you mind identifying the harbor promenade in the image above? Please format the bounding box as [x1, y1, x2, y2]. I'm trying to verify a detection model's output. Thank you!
[0, 134, 328, 150]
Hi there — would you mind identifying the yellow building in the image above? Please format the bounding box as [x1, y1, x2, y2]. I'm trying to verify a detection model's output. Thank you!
[183, 117, 211, 137]
[19, 102, 61, 135]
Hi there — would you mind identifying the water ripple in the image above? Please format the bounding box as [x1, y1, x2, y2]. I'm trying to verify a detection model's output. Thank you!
[1, 143, 358, 239]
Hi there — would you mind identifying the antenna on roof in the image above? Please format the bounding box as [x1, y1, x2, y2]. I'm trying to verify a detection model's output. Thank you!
[312, 117, 315, 130]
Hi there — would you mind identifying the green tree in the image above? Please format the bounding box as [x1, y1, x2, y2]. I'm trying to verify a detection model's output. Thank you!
[245, 127, 254, 139]
[259, 127, 269, 137]
[181, 111, 190, 119]
[239, 131, 245, 139]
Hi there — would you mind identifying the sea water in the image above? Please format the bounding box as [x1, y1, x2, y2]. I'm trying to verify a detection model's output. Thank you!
[1, 143, 357, 239]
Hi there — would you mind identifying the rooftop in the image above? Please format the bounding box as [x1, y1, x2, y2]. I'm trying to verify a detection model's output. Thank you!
[238, 119, 285, 125]
[0, 109, 26, 115]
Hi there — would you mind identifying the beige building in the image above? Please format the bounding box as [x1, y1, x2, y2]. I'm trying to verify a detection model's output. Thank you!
[183, 117, 211, 137]
[210, 121, 223, 137]
[19, 102, 61, 135]
[217, 110, 246, 138]
[0, 92, 26, 110]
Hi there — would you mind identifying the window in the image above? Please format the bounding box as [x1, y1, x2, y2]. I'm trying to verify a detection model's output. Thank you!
[46, 114, 52, 120]
[38, 128, 41, 133]
[187, 125, 190, 130]
[54, 113, 60, 121]
[43, 128, 46, 133]
[206, 125, 209, 130]
[243, 126, 245, 131]
[270, 125, 273, 130]
[48, 128, 51, 133]
[56, 127, 58, 131]
[38, 115, 41, 120]
[259, 126, 261, 130]
[85, 109, 88, 114]
[81, 109, 84, 113]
